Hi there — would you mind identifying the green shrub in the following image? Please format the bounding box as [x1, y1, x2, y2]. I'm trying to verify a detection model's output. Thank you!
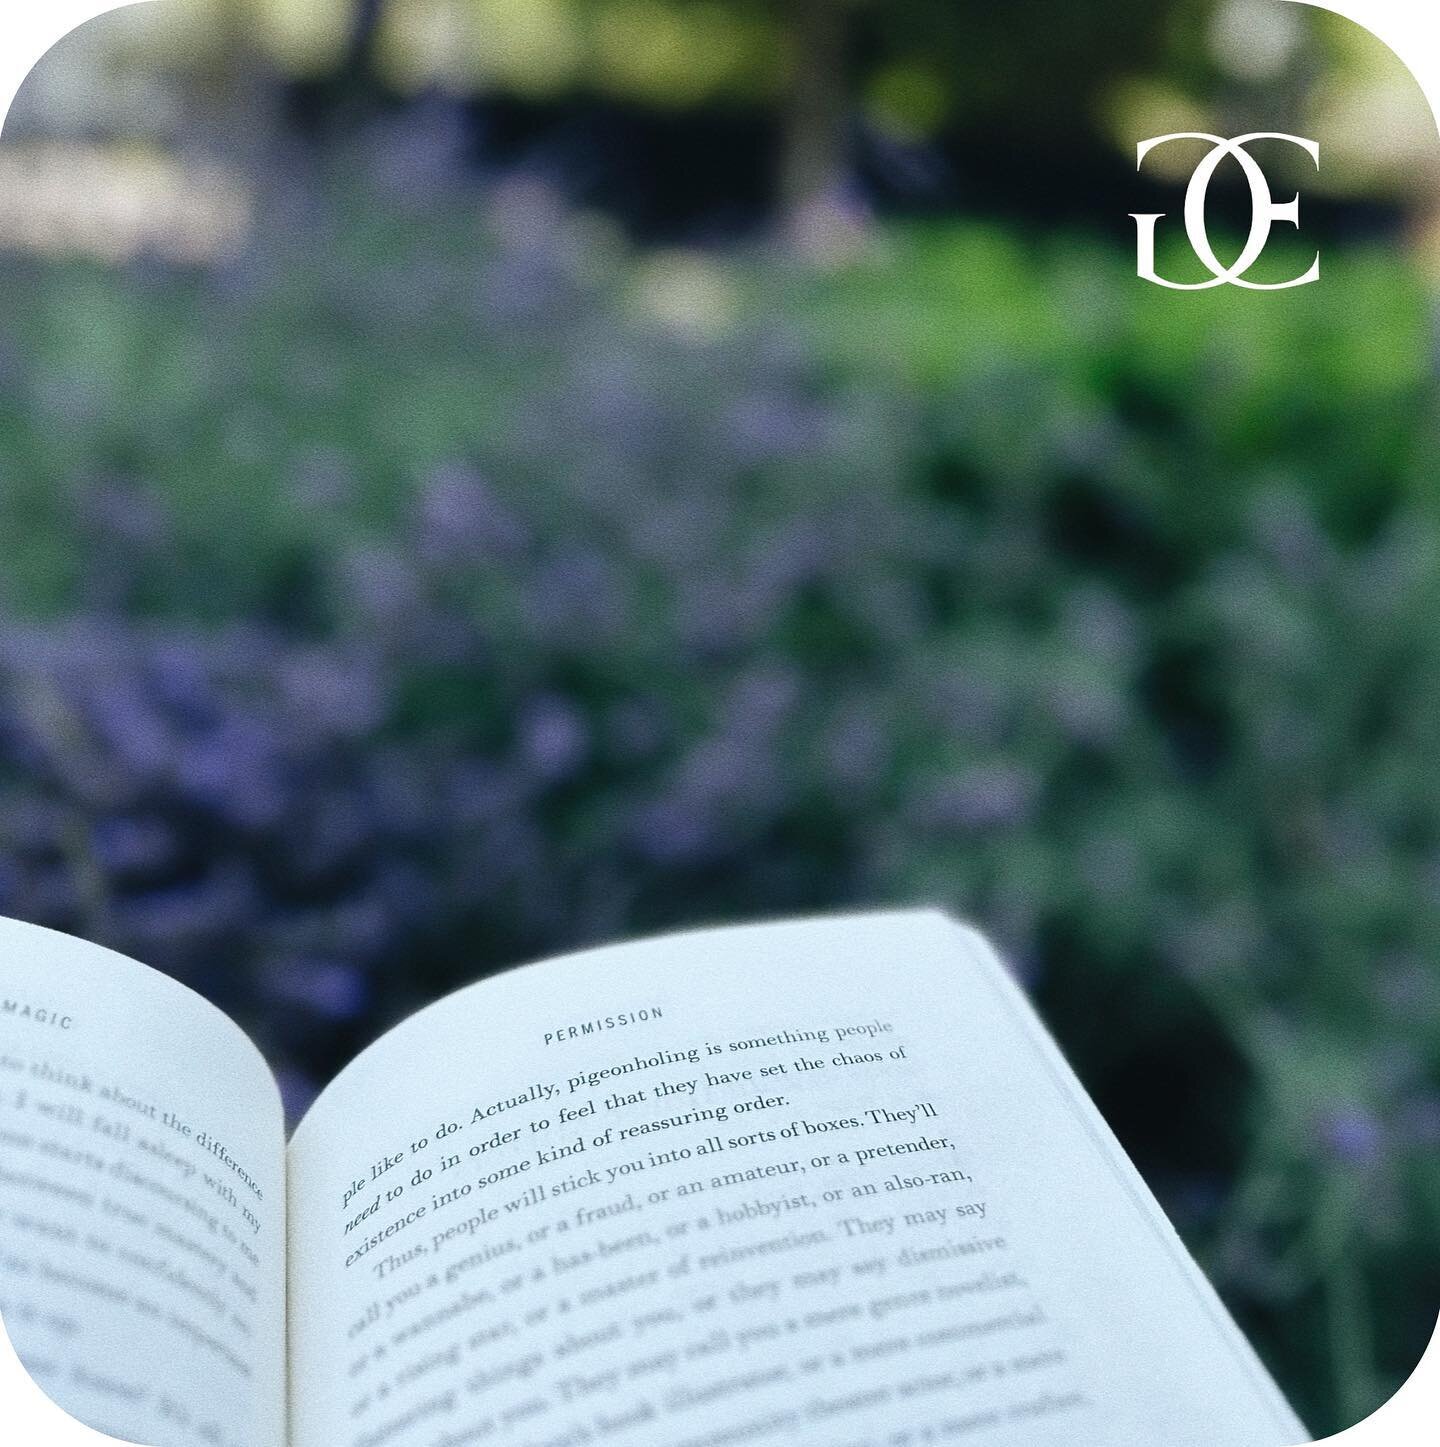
[1, 188, 1436, 1432]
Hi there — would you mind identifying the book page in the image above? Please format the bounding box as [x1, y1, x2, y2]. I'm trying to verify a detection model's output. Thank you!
[288, 912, 1308, 1447]
[0, 917, 286, 1447]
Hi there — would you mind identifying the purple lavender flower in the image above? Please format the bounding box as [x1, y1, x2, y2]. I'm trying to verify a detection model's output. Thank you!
[1314, 1104, 1385, 1169]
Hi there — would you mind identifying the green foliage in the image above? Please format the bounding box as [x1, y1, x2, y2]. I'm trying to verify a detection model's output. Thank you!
[774, 224, 1435, 543]
[1, 192, 1436, 1433]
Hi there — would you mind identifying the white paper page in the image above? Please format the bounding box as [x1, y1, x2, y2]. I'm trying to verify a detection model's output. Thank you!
[0, 916, 286, 1447]
[288, 911, 1308, 1447]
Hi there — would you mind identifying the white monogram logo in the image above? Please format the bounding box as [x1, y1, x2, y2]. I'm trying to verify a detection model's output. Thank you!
[1132, 132, 1320, 290]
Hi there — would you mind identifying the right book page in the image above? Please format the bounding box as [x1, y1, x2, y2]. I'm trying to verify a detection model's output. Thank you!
[286, 911, 1309, 1447]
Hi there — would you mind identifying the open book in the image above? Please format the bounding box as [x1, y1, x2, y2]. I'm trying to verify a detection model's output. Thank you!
[0, 910, 1308, 1447]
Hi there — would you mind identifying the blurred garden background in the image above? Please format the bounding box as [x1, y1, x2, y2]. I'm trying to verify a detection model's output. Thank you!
[1, 0, 1438, 1434]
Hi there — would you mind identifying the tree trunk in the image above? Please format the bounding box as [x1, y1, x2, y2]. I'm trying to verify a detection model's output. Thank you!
[778, 0, 852, 223]
[342, 0, 388, 84]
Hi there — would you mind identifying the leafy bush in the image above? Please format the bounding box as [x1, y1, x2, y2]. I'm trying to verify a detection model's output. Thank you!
[0, 174, 1435, 1432]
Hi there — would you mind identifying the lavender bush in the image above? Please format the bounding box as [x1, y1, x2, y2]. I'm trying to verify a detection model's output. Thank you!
[0, 166, 1435, 1432]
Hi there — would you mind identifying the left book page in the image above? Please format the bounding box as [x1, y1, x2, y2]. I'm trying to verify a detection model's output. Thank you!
[0, 917, 287, 1447]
